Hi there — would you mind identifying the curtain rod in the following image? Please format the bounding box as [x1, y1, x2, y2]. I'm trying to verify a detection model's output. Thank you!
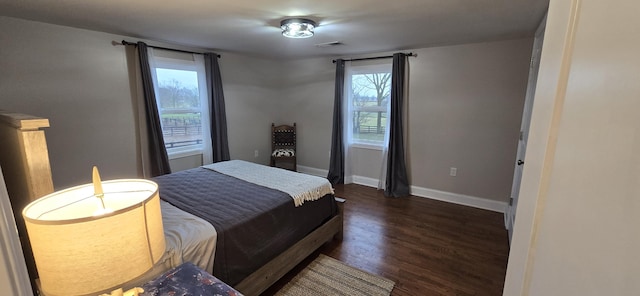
[121, 40, 221, 58]
[332, 52, 415, 63]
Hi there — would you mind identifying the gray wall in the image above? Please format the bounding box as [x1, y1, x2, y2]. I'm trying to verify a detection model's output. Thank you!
[409, 40, 531, 202]
[281, 39, 532, 202]
[0, 16, 280, 188]
[0, 16, 531, 203]
[221, 52, 283, 165]
[279, 57, 336, 169]
[0, 17, 138, 188]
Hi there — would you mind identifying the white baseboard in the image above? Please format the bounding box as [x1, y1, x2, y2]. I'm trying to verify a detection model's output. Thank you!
[410, 186, 507, 213]
[352, 175, 379, 188]
[297, 165, 328, 177]
[297, 165, 507, 213]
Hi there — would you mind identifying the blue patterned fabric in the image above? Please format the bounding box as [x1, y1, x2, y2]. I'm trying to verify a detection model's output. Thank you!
[141, 262, 243, 296]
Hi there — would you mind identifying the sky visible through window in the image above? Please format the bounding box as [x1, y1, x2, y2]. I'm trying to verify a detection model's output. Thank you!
[156, 68, 197, 88]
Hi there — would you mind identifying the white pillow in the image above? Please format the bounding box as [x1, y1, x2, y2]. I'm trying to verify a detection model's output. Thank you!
[272, 148, 295, 157]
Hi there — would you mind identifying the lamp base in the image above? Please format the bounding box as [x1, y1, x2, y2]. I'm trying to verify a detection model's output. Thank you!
[99, 287, 144, 296]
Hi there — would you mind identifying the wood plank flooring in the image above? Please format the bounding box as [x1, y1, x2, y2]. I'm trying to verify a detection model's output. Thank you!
[262, 184, 510, 296]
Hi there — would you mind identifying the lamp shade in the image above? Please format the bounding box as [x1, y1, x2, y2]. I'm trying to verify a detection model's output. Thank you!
[23, 179, 165, 296]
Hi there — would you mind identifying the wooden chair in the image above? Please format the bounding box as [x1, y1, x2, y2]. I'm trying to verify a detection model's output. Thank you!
[270, 123, 296, 171]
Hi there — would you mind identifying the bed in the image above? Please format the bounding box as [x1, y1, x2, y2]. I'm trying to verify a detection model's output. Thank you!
[0, 110, 343, 296]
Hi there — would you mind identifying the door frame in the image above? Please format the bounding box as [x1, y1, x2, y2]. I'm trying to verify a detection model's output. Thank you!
[505, 15, 547, 243]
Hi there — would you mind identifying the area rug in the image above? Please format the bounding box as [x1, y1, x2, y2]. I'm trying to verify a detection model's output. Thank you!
[275, 254, 395, 296]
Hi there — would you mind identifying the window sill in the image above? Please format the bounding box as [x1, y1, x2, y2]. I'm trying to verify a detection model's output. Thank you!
[168, 148, 203, 160]
[350, 143, 384, 151]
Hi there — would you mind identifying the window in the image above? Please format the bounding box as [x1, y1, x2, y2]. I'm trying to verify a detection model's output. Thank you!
[149, 50, 210, 158]
[346, 63, 392, 147]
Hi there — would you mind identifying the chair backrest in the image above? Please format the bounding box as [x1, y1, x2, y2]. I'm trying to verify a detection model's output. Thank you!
[272, 123, 296, 151]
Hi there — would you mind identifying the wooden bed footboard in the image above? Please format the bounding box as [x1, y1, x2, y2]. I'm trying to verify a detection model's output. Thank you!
[235, 200, 343, 296]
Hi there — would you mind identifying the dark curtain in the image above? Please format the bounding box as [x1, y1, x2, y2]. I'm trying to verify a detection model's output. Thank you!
[204, 53, 230, 162]
[137, 42, 171, 176]
[385, 53, 410, 197]
[327, 59, 346, 185]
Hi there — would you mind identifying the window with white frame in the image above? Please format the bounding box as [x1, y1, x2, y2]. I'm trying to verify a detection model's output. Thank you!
[149, 50, 210, 158]
[347, 63, 392, 147]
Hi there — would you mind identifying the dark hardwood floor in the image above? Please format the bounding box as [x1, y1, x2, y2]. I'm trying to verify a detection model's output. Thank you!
[262, 183, 510, 296]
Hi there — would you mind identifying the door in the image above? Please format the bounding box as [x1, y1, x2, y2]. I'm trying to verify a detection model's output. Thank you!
[505, 16, 546, 243]
[0, 166, 34, 296]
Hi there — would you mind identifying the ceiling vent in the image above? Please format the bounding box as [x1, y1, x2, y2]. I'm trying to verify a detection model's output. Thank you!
[315, 41, 344, 48]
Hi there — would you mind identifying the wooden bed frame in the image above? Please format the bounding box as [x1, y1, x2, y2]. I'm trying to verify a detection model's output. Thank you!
[0, 110, 343, 296]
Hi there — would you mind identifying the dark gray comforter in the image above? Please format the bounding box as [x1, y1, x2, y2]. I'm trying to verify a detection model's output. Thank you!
[153, 167, 337, 285]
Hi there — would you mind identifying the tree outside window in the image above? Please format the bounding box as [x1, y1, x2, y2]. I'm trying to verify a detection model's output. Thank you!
[349, 70, 391, 145]
[155, 68, 203, 150]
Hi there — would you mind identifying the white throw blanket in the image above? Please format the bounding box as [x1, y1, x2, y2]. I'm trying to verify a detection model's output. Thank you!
[202, 160, 334, 207]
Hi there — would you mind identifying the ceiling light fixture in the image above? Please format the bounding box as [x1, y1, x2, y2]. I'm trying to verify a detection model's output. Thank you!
[280, 18, 316, 38]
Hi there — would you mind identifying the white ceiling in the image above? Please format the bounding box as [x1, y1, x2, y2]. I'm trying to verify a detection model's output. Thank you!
[0, 0, 549, 59]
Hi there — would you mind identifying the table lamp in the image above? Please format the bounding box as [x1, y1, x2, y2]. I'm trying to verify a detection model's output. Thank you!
[22, 167, 165, 296]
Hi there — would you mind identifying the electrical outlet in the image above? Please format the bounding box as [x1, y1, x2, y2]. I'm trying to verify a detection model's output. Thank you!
[254, 150, 259, 158]
[450, 167, 457, 177]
